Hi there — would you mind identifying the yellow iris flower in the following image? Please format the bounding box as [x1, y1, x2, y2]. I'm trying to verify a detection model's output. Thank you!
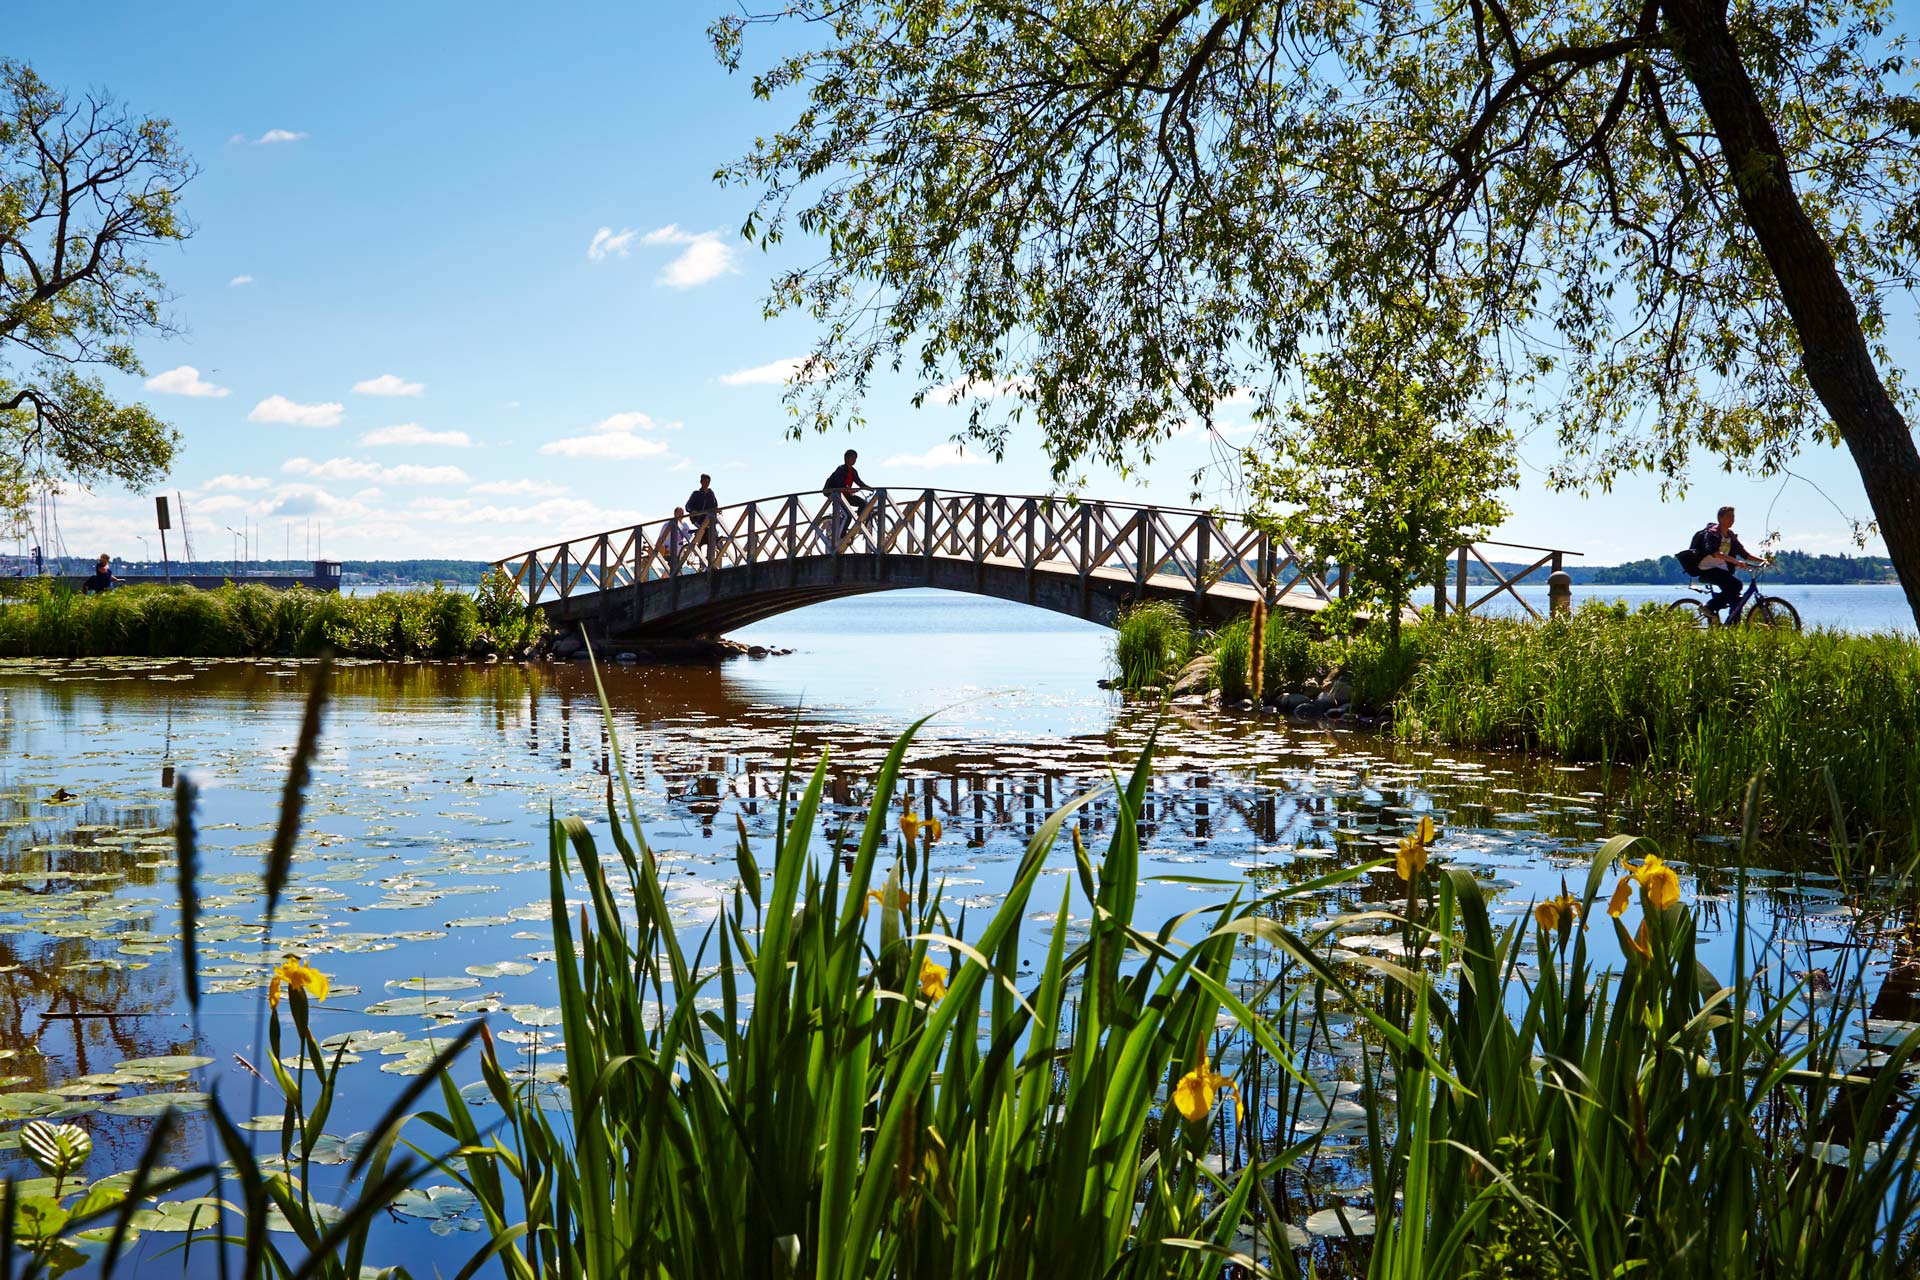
[1395, 814, 1438, 881]
[900, 811, 922, 843]
[1533, 891, 1581, 936]
[919, 958, 948, 1002]
[1173, 1055, 1244, 1125]
[268, 957, 330, 1009]
[1607, 876, 1633, 918]
[1639, 864, 1681, 910]
[924, 816, 942, 844]
[863, 887, 912, 918]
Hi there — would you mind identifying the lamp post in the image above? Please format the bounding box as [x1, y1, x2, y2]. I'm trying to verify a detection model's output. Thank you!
[225, 526, 242, 577]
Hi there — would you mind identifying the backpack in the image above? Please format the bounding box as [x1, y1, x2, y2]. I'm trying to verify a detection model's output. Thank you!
[1674, 523, 1714, 576]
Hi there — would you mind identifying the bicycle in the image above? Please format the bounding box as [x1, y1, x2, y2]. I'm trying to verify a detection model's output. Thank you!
[1668, 562, 1802, 631]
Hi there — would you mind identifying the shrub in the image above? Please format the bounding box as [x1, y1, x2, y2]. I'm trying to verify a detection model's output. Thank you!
[428, 587, 480, 659]
[1263, 617, 1314, 691]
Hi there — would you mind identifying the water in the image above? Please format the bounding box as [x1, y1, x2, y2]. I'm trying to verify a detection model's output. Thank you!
[0, 591, 1902, 1267]
[1484, 581, 1914, 633]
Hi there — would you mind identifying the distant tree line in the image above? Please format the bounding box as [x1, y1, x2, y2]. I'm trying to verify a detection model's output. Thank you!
[4, 556, 493, 585]
[1588, 550, 1896, 586]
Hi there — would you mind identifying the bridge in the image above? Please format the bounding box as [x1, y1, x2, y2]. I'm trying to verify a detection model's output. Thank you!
[494, 489, 1576, 641]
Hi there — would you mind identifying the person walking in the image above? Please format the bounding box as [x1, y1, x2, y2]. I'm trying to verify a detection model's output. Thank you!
[686, 474, 721, 566]
[82, 554, 117, 594]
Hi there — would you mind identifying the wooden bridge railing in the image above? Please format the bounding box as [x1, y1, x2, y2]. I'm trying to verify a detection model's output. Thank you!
[492, 488, 1579, 620]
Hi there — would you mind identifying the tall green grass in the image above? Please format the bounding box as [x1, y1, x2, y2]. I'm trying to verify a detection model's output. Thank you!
[1394, 608, 1920, 831]
[1112, 599, 1193, 689]
[0, 578, 542, 660]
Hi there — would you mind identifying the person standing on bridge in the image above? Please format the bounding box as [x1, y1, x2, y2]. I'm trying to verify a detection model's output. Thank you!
[686, 474, 721, 567]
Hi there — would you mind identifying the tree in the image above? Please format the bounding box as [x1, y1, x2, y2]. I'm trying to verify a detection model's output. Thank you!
[1250, 307, 1516, 642]
[714, 0, 1920, 625]
[1, 61, 189, 524]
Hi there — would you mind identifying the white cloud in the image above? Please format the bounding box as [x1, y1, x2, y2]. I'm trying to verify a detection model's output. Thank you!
[929, 375, 1032, 402]
[233, 129, 307, 145]
[589, 410, 675, 434]
[468, 478, 565, 497]
[249, 395, 344, 427]
[883, 442, 987, 468]
[540, 433, 670, 461]
[359, 423, 473, 448]
[229, 274, 255, 287]
[202, 474, 272, 492]
[283, 456, 470, 485]
[718, 357, 805, 387]
[641, 224, 737, 288]
[353, 373, 425, 397]
[588, 227, 638, 261]
[144, 365, 229, 398]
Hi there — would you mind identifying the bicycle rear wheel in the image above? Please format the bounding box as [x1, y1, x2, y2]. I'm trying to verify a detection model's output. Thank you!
[1744, 596, 1802, 632]
[1667, 599, 1715, 629]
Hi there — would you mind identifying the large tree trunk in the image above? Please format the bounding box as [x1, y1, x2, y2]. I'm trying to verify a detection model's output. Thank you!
[1664, 0, 1920, 626]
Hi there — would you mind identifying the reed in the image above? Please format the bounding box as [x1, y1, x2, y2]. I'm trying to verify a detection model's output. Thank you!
[1394, 608, 1920, 832]
[0, 579, 542, 660]
[1111, 598, 1193, 689]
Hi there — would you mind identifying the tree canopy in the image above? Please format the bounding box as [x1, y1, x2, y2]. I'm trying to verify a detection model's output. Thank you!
[0, 61, 188, 524]
[715, 0, 1920, 623]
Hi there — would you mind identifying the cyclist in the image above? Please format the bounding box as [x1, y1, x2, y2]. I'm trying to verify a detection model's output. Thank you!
[1684, 505, 1766, 618]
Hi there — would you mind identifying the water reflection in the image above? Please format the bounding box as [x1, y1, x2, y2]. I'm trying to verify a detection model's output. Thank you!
[0, 642, 1905, 1262]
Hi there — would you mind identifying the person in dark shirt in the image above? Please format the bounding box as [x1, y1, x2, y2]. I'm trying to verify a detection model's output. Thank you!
[685, 474, 720, 565]
[82, 554, 116, 594]
[1687, 505, 1765, 616]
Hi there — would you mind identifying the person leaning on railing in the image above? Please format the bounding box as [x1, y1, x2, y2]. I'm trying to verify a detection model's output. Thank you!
[82, 554, 117, 594]
[686, 474, 720, 566]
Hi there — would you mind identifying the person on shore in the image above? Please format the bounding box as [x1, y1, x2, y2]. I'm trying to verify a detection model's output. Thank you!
[82, 554, 117, 594]
[1686, 505, 1765, 616]
[686, 475, 720, 566]
[824, 449, 873, 541]
[659, 507, 694, 571]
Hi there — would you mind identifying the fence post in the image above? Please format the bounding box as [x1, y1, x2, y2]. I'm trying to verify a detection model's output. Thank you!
[1194, 514, 1210, 616]
[875, 490, 888, 579]
[1024, 499, 1036, 601]
[1433, 564, 1445, 618]
[923, 490, 935, 581]
[1456, 546, 1468, 615]
[1549, 550, 1572, 617]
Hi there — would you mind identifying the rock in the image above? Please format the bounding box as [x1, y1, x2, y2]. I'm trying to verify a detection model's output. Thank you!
[1279, 692, 1311, 711]
[1170, 655, 1215, 695]
[1232, 698, 1256, 711]
[614, 651, 639, 663]
[1138, 684, 1164, 697]
[1096, 677, 1115, 690]
[1329, 678, 1354, 703]
[1311, 690, 1338, 710]
[483, 653, 499, 664]
[748, 645, 770, 658]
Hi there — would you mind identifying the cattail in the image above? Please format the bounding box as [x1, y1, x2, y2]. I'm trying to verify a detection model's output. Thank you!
[1248, 597, 1267, 704]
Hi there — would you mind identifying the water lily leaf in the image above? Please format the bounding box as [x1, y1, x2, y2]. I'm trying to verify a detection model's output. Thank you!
[101, 1091, 211, 1117]
[130, 1197, 229, 1232]
[506, 1004, 562, 1027]
[1304, 1206, 1376, 1238]
[116, 1055, 214, 1076]
[464, 961, 535, 979]
[389, 1185, 476, 1221]
[362, 996, 467, 1018]
[384, 976, 480, 993]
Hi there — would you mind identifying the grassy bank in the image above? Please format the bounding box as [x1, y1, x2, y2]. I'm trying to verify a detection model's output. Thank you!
[0, 570, 543, 660]
[1115, 604, 1920, 833]
[7, 662, 1918, 1278]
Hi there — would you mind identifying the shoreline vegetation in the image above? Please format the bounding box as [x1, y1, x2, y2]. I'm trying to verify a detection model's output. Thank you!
[3, 663, 1917, 1277]
[1114, 601, 1920, 835]
[0, 570, 546, 661]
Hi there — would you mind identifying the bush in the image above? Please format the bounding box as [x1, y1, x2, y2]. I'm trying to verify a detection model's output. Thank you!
[1112, 599, 1192, 689]
[428, 587, 480, 659]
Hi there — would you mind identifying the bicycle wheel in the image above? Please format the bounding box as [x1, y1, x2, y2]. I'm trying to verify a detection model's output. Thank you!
[1667, 598, 1715, 629]
[1744, 596, 1802, 632]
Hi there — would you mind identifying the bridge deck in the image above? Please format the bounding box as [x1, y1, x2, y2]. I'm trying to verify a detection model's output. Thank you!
[495, 488, 1574, 641]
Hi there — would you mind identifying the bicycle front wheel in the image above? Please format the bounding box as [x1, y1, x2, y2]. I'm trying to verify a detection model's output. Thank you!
[1744, 596, 1803, 632]
[1667, 599, 1715, 629]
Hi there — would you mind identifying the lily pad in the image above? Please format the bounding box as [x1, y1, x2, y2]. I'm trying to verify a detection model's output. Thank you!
[388, 1185, 477, 1222]
[464, 961, 536, 979]
[101, 1091, 211, 1117]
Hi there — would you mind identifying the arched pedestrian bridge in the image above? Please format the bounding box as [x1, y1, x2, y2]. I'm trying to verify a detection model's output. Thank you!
[494, 489, 1575, 642]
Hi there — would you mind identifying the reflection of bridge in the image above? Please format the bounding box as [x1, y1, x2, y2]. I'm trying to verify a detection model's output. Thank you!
[496, 489, 1575, 640]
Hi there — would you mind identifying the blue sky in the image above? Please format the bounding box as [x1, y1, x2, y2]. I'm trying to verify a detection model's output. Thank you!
[9, 1, 1903, 565]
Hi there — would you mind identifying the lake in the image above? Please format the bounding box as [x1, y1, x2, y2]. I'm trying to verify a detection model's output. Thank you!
[1488, 581, 1914, 633]
[0, 590, 1900, 1268]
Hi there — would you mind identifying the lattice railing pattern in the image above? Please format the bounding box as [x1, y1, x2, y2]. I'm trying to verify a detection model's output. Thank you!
[492, 488, 1576, 619]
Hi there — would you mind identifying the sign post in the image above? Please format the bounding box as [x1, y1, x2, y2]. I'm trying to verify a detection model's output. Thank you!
[155, 496, 173, 584]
